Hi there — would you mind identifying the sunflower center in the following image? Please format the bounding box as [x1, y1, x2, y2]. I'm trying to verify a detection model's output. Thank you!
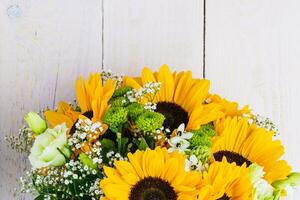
[155, 102, 189, 133]
[129, 177, 177, 200]
[217, 194, 230, 200]
[213, 150, 252, 167]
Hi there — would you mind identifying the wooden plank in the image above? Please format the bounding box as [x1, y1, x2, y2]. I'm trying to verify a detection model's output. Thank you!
[206, 0, 300, 198]
[103, 0, 204, 77]
[0, 1, 102, 199]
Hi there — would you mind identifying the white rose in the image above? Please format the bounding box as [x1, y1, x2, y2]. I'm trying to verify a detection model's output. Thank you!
[29, 124, 71, 168]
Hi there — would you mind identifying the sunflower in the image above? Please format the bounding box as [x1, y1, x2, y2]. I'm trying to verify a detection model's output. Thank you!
[198, 158, 253, 200]
[100, 147, 201, 200]
[123, 65, 224, 131]
[45, 73, 116, 128]
[211, 117, 291, 183]
[206, 94, 252, 118]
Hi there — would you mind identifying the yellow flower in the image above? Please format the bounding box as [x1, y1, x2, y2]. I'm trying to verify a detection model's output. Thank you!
[212, 117, 291, 183]
[76, 73, 116, 122]
[44, 101, 80, 128]
[123, 65, 224, 131]
[100, 147, 201, 200]
[45, 73, 116, 129]
[207, 94, 251, 118]
[198, 158, 253, 200]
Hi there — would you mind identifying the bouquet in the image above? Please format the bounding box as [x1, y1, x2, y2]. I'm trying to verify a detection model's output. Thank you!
[7, 65, 300, 200]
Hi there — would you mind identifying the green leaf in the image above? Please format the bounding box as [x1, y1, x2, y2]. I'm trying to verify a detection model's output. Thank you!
[34, 195, 45, 200]
[272, 172, 300, 190]
[138, 137, 149, 150]
[101, 138, 116, 151]
[144, 135, 155, 149]
[121, 137, 129, 155]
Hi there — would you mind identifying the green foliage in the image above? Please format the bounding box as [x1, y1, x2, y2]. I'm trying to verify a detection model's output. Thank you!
[116, 132, 129, 156]
[135, 111, 165, 134]
[112, 86, 133, 98]
[126, 102, 145, 120]
[101, 138, 116, 151]
[109, 96, 130, 107]
[103, 107, 128, 130]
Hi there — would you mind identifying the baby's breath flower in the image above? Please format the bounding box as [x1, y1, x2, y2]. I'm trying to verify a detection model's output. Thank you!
[253, 114, 279, 135]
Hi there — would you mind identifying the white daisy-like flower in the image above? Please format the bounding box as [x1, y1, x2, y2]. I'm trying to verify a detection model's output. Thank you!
[167, 124, 193, 153]
[185, 155, 203, 171]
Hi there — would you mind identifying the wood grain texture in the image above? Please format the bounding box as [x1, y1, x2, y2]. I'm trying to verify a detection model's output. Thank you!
[103, 0, 204, 77]
[0, 1, 102, 199]
[206, 0, 300, 198]
[1, 0, 300, 199]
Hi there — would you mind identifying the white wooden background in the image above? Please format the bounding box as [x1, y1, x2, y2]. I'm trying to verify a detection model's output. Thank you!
[0, 0, 299, 199]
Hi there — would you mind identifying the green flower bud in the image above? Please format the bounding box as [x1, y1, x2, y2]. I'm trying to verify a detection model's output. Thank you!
[136, 111, 165, 134]
[272, 172, 300, 190]
[29, 124, 70, 168]
[190, 145, 211, 164]
[24, 112, 47, 134]
[79, 153, 98, 170]
[113, 86, 133, 98]
[126, 103, 145, 120]
[103, 107, 128, 129]
[110, 97, 130, 107]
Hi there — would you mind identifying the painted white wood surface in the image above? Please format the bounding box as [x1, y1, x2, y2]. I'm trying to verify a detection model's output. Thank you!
[206, 0, 300, 198]
[103, 0, 203, 77]
[1, 0, 300, 199]
[0, 1, 102, 199]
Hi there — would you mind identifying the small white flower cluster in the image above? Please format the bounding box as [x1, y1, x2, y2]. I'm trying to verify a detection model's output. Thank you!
[87, 141, 103, 166]
[252, 114, 279, 135]
[89, 178, 104, 199]
[61, 160, 103, 199]
[101, 69, 123, 87]
[126, 82, 161, 102]
[19, 171, 36, 195]
[69, 118, 104, 151]
[5, 126, 34, 154]
[106, 150, 128, 166]
[144, 102, 157, 111]
[64, 160, 98, 182]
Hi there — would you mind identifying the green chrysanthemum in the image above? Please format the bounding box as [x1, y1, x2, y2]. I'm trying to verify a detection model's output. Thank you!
[192, 123, 216, 137]
[110, 96, 130, 107]
[189, 124, 216, 148]
[103, 107, 128, 129]
[112, 86, 133, 98]
[190, 134, 212, 147]
[190, 145, 211, 164]
[126, 103, 145, 120]
[135, 111, 165, 134]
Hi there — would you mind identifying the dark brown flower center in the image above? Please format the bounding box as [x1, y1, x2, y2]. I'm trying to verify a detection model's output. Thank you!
[217, 193, 230, 200]
[129, 177, 177, 200]
[155, 102, 189, 133]
[213, 150, 252, 167]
